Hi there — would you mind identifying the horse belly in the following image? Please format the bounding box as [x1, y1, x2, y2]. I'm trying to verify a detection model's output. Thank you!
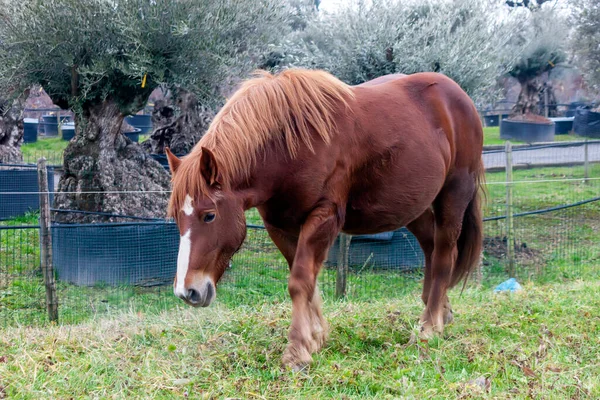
[342, 165, 445, 235]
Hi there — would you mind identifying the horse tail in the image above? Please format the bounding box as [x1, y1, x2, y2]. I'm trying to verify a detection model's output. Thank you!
[450, 161, 485, 288]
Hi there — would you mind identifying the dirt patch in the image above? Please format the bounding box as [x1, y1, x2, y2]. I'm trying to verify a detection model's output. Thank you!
[484, 236, 542, 264]
[506, 113, 552, 124]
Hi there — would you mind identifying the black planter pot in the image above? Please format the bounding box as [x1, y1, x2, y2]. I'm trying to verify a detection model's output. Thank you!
[123, 128, 142, 143]
[61, 122, 76, 141]
[484, 114, 500, 127]
[500, 118, 555, 143]
[52, 222, 178, 286]
[573, 108, 600, 138]
[125, 115, 153, 135]
[566, 102, 587, 118]
[550, 117, 574, 135]
[23, 118, 39, 143]
[42, 115, 71, 137]
[0, 165, 54, 220]
[325, 228, 424, 271]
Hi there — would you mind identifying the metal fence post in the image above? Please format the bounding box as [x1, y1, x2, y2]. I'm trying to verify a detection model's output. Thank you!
[336, 233, 351, 298]
[505, 141, 515, 277]
[38, 158, 59, 323]
[584, 139, 589, 184]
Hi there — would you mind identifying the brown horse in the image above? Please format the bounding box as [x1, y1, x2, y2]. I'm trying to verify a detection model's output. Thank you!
[166, 68, 484, 370]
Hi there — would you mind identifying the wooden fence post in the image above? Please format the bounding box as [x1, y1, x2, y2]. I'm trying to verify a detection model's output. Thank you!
[505, 141, 515, 277]
[584, 139, 589, 184]
[38, 158, 58, 323]
[336, 233, 351, 298]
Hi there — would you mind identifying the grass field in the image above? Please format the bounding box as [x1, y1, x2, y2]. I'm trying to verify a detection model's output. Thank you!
[1, 158, 599, 397]
[0, 279, 599, 398]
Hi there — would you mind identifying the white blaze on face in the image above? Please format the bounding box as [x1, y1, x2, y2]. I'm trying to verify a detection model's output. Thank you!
[174, 194, 194, 297]
[183, 194, 194, 216]
[175, 229, 192, 297]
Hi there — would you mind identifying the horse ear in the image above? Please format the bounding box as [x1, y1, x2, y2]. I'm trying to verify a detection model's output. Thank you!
[200, 147, 220, 187]
[165, 148, 182, 175]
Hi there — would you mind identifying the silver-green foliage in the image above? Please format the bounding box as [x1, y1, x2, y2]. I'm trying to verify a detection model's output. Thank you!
[281, 0, 522, 105]
[0, 0, 289, 113]
[571, 0, 600, 94]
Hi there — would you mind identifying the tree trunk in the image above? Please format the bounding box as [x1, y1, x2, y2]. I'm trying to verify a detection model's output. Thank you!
[0, 95, 27, 164]
[141, 90, 213, 155]
[510, 77, 543, 118]
[54, 99, 171, 223]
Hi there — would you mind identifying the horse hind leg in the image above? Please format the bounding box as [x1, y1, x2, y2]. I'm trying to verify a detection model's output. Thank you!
[419, 173, 476, 340]
[408, 209, 455, 331]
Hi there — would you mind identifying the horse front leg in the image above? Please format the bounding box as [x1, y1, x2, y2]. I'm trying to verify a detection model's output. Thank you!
[281, 203, 341, 371]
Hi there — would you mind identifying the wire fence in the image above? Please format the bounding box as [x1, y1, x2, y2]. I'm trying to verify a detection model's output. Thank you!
[1, 142, 600, 327]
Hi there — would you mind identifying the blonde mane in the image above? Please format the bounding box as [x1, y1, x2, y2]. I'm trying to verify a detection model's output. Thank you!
[169, 68, 354, 217]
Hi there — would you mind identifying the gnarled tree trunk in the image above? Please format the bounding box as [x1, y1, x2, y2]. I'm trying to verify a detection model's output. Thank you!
[141, 90, 213, 155]
[0, 94, 27, 164]
[54, 99, 171, 222]
[510, 77, 542, 118]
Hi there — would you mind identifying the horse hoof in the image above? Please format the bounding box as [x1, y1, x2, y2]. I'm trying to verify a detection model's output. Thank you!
[418, 323, 435, 341]
[282, 343, 313, 372]
[312, 329, 328, 351]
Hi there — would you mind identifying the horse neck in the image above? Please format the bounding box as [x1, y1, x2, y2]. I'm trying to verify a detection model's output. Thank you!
[230, 145, 286, 211]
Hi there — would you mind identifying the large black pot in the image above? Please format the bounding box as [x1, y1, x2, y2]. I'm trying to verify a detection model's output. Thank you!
[0, 165, 54, 220]
[23, 118, 39, 143]
[573, 108, 600, 138]
[42, 115, 71, 137]
[123, 128, 142, 143]
[550, 117, 574, 135]
[61, 122, 76, 141]
[125, 114, 153, 135]
[500, 118, 555, 143]
[52, 222, 179, 286]
[566, 102, 587, 118]
[326, 228, 424, 271]
[484, 114, 500, 127]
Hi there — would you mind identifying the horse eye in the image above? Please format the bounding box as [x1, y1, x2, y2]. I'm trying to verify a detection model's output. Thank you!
[203, 212, 216, 223]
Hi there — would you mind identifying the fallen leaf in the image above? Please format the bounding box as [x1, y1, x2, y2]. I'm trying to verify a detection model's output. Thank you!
[0, 356, 6, 363]
[173, 379, 191, 386]
[522, 366, 537, 378]
[546, 365, 562, 373]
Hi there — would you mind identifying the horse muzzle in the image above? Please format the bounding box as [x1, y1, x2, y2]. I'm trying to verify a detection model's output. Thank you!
[174, 278, 215, 307]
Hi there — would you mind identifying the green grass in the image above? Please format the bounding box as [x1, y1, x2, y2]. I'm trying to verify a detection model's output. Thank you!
[21, 137, 68, 165]
[483, 126, 580, 146]
[0, 279, 599, 398]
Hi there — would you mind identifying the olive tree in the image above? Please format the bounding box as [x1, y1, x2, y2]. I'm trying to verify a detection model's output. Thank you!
[0, 0, 289, 221]
[0, 91, 27, 164]
[571, 0, 600, 95]
[505, 6, 568, 118]
[277, 0, 520, 105]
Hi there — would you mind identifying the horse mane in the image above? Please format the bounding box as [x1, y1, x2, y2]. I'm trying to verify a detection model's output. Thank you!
[168, 68, 354, 217]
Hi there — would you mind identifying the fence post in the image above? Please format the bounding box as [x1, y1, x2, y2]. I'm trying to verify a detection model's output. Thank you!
[37, 158, 59, 323]
[505, 141, 515, 277]
[336, 233, 351, 298]
[584, 139, 589, 184]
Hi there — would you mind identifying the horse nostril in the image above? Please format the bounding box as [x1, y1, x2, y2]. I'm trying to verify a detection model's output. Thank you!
[187, 288, 200, 303]
[206, 281, 214, 302]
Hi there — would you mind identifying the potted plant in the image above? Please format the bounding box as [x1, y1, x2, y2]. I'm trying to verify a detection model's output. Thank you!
[500, 9, 566, 143]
